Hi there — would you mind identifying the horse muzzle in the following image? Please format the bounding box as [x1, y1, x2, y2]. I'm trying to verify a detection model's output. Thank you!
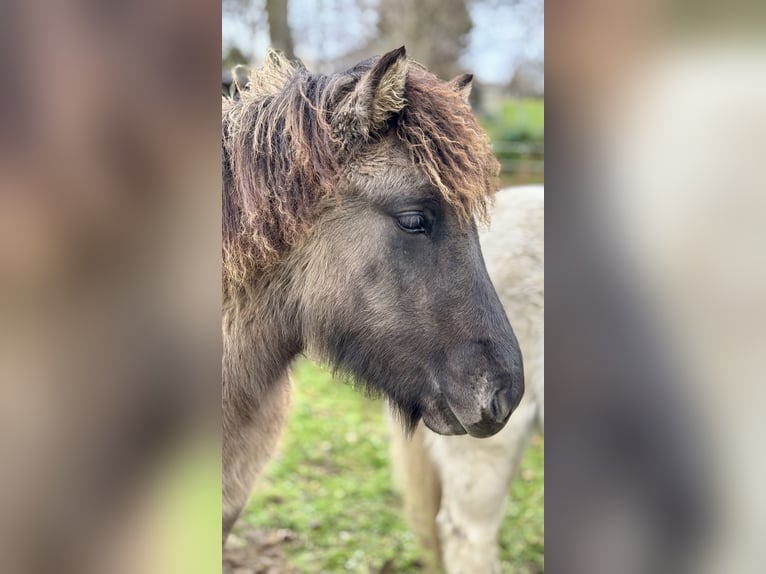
[460, 385, 521, 437]
[421, 403, 469, 436]
[421, 383, 522, 438]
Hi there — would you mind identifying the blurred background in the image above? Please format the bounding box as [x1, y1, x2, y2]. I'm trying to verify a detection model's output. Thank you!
[222, 2, 544, 573]
[545, 2, 766, 574]
[1, 1, 221, 573]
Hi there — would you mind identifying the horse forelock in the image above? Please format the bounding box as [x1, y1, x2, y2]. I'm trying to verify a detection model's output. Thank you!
[398, 65, 500, 225]
[222, 52, 499, 282]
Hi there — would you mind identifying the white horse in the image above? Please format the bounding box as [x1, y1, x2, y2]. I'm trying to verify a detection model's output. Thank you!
[389, 185, 544, 574]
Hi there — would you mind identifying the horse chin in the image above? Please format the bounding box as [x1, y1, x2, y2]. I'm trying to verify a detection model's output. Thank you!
[421, 407, 468, 436]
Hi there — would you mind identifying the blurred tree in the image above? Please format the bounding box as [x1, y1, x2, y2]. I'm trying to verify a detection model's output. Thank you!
[265, 0, 295, 59]
[222, 0, 294, 62]
[373, 0, 472, 79]
[508, 59, 544, 97]
[223, 46, 251, 70]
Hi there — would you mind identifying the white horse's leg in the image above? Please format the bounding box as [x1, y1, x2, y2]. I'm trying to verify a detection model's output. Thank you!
[429, 396, 538, 574]
[388, 411, 444, 572]
[222, 374, 291, 544]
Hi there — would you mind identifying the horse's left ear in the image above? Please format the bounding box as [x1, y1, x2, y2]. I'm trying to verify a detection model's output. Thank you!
[449, 73, 473, 104]
[337, 46, 408, 140]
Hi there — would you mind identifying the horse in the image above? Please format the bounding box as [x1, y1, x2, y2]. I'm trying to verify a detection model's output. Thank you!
[221, 47, 525, 544]
[389, 186, 544, 574]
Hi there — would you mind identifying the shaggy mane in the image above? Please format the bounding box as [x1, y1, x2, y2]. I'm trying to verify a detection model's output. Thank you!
[222, 51, 500, 281]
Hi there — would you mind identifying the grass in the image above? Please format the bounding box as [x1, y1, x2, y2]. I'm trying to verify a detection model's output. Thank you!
[244, 359, 544, 573]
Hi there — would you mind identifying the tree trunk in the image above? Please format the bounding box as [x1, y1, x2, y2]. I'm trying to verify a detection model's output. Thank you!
[265, 0, 295, 60]
[375, 0, 471, 80]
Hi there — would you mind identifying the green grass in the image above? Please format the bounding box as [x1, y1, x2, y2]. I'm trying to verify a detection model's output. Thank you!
[244, 359, 544, 573]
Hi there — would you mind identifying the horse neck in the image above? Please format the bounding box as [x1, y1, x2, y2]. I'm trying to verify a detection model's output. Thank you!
[223, 271, 302, 395]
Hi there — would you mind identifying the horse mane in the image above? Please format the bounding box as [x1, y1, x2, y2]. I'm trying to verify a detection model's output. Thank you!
[222, 50, 500, 281]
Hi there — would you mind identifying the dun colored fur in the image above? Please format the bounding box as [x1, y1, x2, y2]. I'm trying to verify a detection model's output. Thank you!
[222, 47, 522, 546]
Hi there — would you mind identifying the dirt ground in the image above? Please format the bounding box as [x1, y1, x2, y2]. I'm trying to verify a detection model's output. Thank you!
[223, 525, 299, 574]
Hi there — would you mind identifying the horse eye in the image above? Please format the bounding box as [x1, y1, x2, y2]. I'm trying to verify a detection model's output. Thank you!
[396, 212, 427, 233]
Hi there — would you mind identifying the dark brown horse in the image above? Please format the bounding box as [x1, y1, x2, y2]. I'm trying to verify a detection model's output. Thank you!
[221, 47, 524, 542]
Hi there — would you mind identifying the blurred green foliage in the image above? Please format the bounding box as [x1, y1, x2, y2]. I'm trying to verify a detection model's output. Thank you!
[244, 359, 544, 573]
[480, 98, 544, 187]
[480, 98, 544, 142]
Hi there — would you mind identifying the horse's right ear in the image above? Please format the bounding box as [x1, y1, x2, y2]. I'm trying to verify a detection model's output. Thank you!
[449, 73, 473, 104]
[335, 46, 408, 141]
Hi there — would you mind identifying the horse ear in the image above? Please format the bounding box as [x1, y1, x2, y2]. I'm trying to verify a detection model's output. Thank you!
[449, 73, 473, 104]
[339, 46, 408, 140]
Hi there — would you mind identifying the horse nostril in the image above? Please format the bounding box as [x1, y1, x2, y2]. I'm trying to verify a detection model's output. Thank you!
[489, 388, 515, 424]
